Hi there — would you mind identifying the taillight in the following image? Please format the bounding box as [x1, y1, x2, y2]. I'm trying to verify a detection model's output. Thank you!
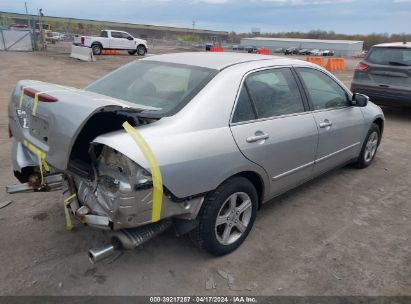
[80, 36, 85, 44]
[8, 123, 13, 138]
[356, 62, 369, 72]
[21, 87, 58, 102]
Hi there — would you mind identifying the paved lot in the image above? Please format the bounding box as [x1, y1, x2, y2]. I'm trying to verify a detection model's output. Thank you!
[0, 50, 410, 296]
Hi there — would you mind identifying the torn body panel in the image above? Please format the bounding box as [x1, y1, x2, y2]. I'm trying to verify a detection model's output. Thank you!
[72, 145, 203, 230]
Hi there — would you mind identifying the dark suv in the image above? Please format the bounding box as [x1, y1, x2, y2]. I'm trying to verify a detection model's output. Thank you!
[351, 42, 411, 106]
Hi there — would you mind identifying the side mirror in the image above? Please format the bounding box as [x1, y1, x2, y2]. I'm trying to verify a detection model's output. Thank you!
[352, 93, 369, 107]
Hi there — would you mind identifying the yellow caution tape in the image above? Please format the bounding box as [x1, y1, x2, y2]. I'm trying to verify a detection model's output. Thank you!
[23, 140, 49, 185]
[122, 121, 163, 222]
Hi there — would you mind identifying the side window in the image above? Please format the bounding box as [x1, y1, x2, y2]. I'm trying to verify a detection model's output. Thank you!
[245, 68, 305, 119]
[232, 86, 256, 123]
[297, 68, 350, 110]
[111, 32, 122, 39]
[121, 32, 131, 39]
[100, 31, 108, 38]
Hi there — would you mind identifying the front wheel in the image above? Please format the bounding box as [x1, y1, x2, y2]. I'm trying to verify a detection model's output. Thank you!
[137, 45, 146, 56]
[190, 177, 258, 256]
[355, 123, 381, 169]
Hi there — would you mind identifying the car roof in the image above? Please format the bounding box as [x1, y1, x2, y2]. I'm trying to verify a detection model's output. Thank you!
[372, 42, 411, 49]
[143, 52, 295, 70]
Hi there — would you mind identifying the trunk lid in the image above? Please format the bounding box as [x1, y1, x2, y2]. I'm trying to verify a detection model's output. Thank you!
[9, 80, 157, 171]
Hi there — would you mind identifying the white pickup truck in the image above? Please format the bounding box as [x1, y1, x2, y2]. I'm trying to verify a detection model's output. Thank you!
[74, 30, 148, 56]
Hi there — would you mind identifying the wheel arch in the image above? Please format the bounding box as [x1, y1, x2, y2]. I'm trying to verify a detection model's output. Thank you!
[225, 171, 265, 209]
[373, 117, 384, 139]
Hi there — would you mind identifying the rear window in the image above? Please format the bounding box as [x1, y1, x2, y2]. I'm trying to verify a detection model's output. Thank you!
[100, 31, 108, 38]
[85, 61, 217, 116]
[367, 47, 411, 66]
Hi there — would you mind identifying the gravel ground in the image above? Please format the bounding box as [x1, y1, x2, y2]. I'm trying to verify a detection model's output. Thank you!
[0, 47, 410, 296]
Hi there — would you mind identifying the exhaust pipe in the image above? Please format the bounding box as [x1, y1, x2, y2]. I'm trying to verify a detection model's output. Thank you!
[88, 219, 172, 263]
[88, 244, 116, 264]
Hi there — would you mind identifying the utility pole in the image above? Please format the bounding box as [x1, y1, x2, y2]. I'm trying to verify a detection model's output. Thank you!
[25, 2, 30, 28]
[192, 20, 196, 32]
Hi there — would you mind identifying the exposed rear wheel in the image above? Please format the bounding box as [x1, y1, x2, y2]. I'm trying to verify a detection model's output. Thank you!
[355, 123, 381, 169]
[190, 177, 257, 256]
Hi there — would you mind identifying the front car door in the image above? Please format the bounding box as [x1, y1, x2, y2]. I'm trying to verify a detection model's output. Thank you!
[295, 67, 365, 176]
[230, 67, 319, 198]
[120, 32, 136, 49]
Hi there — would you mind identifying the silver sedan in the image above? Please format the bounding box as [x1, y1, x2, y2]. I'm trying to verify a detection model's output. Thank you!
[9, 53, 384, 259]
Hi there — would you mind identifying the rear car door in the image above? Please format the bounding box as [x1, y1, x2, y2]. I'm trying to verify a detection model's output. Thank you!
[109, 31, 125, 49]
[230, 67, 318, 197]
[295, 67, 365, 176]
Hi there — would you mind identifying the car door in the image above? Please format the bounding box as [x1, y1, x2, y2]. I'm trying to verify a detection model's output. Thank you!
[230, 67, 319, 198]
[295, 67, 365, 176]
[109, 31, 125, 49]
[121, 32, 135, 50]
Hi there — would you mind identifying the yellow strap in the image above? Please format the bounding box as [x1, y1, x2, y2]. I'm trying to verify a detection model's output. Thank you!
[18, 86, 26, 107]
[18, 84, 49, 108]
[63, 193, 76, 231]
[32, 89, 67, 116]
[64, 193, 77, 205]
[63, 203, 73, 231]
[23, 140, 49, 185]
[122, 121, 163, 222]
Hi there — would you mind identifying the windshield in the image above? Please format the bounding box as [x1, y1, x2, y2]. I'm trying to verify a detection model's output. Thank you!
[86, 60, 217, 116]
[367, 47, 411, 66]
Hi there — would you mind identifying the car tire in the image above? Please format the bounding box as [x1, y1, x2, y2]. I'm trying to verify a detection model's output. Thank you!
[137, 45, 146, 56]
[92, 44, 102, 55]
[190, 176, 258, 256]
[355, 123, 381, 169]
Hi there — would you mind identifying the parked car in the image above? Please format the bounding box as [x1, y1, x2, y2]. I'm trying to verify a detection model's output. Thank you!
[232, 45, 245, 51]
[284, 47, 298, 55]
[309, 49, 322, 56]
[244, 46, 258, 53]
[74, 30, 148, 56]
[298, 49, 310, 55]
[9, 53, 384, 261]
[52, 32, 63, 41]
[322, 50, 335, 56]
[351, 42, 411, 107]
[205, 43, 214, 51]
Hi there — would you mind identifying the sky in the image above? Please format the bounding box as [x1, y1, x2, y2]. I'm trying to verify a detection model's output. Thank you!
[0, 0, 410, 34]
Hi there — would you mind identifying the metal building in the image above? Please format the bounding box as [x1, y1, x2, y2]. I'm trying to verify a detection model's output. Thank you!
[241, 37, 364, 57]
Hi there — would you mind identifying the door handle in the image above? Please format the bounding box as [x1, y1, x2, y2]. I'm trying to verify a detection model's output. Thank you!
[246, 132, 269, 143]
[319, 120, 333, 128]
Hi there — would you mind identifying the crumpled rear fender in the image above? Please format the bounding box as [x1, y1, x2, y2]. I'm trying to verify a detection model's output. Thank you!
[92, 124, 270, 200]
